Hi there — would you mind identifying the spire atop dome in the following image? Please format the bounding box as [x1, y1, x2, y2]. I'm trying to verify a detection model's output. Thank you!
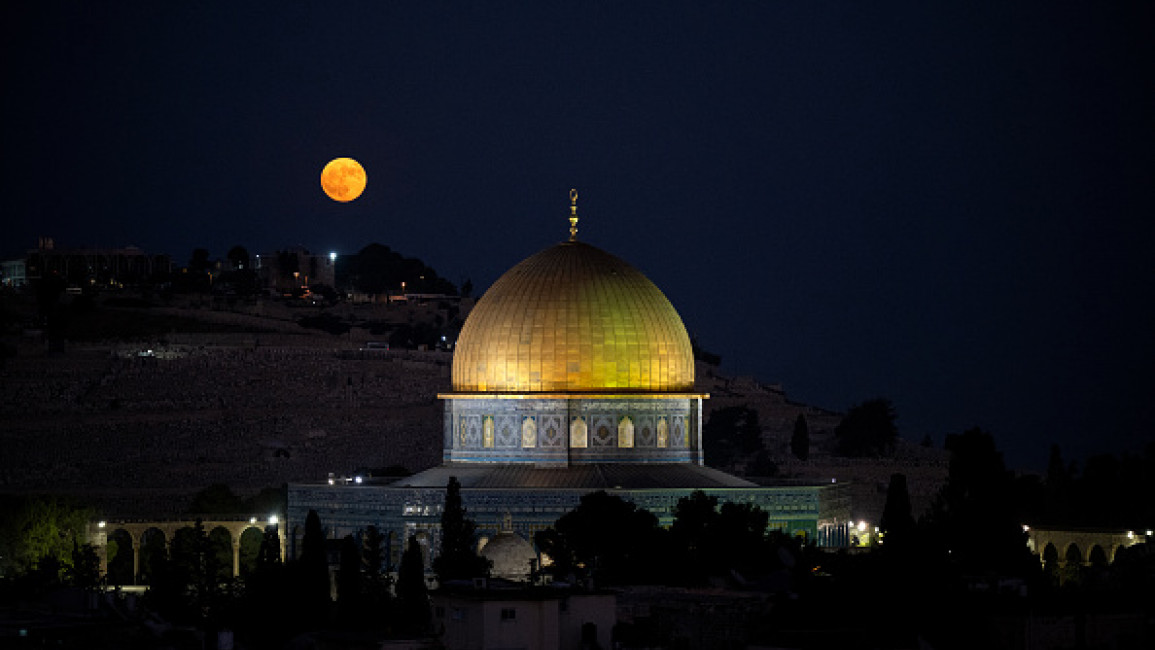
[568, 188, 579, 242]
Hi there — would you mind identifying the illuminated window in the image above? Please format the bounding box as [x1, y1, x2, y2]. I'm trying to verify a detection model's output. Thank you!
[570, 417, 588, 448]
[618, 416, 634, 448]
[483, 416, 495, 448]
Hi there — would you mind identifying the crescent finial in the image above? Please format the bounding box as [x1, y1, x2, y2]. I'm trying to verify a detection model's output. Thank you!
[568, 188, 579, 242]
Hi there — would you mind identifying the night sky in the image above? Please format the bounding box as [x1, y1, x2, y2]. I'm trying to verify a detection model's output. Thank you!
[3, 2, 1153, 469]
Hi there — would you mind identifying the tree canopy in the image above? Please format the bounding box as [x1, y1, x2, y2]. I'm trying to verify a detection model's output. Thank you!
[703, 405, 764, 469]
[835, 398, 898, 457]
[535, 491, 667, 585]
[345, 243, 457, 295]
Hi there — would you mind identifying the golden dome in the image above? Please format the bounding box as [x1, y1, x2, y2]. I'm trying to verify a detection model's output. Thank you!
[452, 241, 695, 393]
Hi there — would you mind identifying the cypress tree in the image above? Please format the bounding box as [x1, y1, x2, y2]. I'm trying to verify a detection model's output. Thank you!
[336, 534, 364, 623]
[880, 473, 916, 554]
[433, 476, 489, 582]
[299, 509, 331, 622]
[396, 535, 430, 637]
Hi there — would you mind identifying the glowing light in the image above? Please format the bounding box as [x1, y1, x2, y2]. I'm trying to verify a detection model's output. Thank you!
[1022, 525, 1030, 532]
[268, 515, 279, 525]
[1127, 531, 1134, 539]
[1147, 530, 1153, 536]
[97, 521, 106, 529]
[329, 251, 337, 262]
[354, 475, 363, 484]
[857, 521, 866, 532]
[321, 157, 367, 202]
[249, 517, 257, 524]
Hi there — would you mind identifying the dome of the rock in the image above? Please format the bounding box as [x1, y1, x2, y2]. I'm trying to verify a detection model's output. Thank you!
[452, 241, 694, 393]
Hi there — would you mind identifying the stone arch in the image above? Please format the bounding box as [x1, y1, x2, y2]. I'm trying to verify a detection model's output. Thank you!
[1088, 544, 1108, 568]
[1041, 542, 1059, 578]
[1064, 542, 1083, 566]
[105, 529, 134, 586]
[207, 526, 234, 580]
[1113, 544, 1127, 565]
[139, 527, 168, 585]
[415, 531, 432, 567]
[238, 526, 264, 577]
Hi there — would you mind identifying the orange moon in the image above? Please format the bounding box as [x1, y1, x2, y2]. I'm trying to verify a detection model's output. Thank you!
[320, 157, 367, 202]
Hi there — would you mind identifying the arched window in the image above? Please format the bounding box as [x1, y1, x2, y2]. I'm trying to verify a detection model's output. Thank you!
[570, 417, 588, 448]
[521, 417, 537, 448]
[618, 416, 635, 448]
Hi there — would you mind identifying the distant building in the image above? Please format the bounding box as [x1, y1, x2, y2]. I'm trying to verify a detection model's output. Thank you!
[0, 258, 26, 287]
[254, 247, 335, 293]
[22, 237, 171, 287]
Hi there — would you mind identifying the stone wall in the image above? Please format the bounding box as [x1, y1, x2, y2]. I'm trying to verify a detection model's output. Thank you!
[0, 339, 450, 517]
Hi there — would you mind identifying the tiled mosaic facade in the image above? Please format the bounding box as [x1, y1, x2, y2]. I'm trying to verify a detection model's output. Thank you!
[442, 396, 703, 465]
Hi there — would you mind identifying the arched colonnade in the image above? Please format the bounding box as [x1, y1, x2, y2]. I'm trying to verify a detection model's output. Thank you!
[87, 519, 285, 584]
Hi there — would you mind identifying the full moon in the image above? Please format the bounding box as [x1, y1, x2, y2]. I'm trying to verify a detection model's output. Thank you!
[320, 157, 367, 202]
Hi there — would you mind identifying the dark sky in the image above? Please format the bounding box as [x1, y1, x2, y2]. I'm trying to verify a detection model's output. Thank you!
[3, 2, 1153, 470]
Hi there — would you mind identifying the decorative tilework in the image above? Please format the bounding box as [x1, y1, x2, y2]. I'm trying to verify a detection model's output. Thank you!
[541, 415, 564, 448]
[496, 416, 518, 448]
[593, 424, 613, 447]
[443, 396, 702, 464]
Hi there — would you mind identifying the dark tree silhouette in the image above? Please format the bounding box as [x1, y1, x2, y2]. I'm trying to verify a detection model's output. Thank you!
[835, 398, 898, 457]
[669, 491, 773, 582]
[348, 243, 456, 295]
[336, 534, 364, 623]
[299, 509, 331, 622]
[188, 483, 244, 514]
[396, 535, 431, 637]
[923, 428, 1034, 576]
[791, 413, 810, 461]
[535, 491, 666, 585]
[880, 473, 916, 554]
[360, 525, 394, 626]
[189, 248, 211, 273]
[67, 541, 103, 590]
[703, 405, 763, 468]
[669, 491, 720, 582]
[256, 525, 281, 573]
[432, 476, 490, 582]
